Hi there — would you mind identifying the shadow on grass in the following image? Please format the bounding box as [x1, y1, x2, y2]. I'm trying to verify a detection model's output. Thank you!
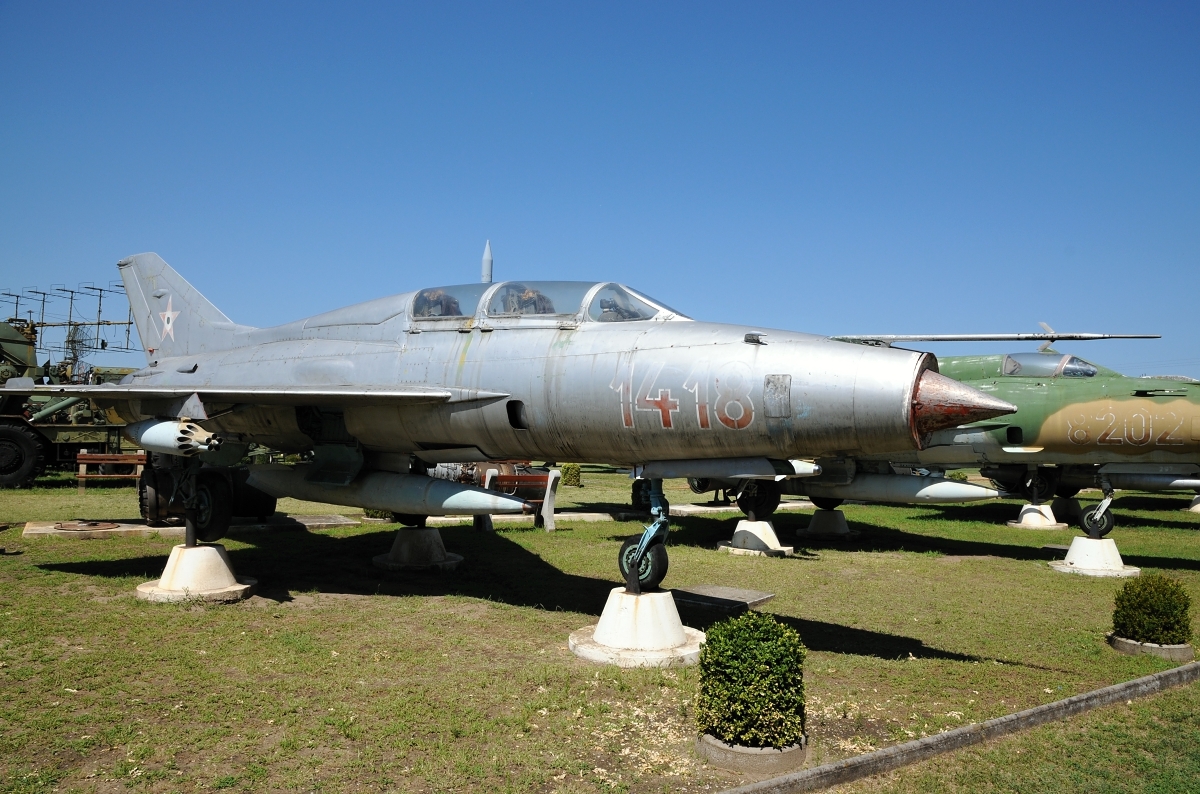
[913, 501, 1200, 532]
[1110, 493, 1199, 511]
[39, 526, 618, 615]
[675, 605, 987, 663]
[34, 525, 1003, 664]
[655, 511, 1200, 573]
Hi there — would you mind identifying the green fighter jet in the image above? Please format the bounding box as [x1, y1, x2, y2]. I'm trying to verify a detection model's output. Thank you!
[836, 328, 1199, 537]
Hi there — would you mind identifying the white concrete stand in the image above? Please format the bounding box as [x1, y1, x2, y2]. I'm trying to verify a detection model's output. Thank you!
[1050, 497, 1082, 521]
[1049, 537, 1140, 577]
[569, 587, 705, 668]
[373, 527, 463, 571]
[1187, 495, 1200, 514]
[1007, 503, 1068, 529]
[136, 544, 256, 603]
[796, 509, 855, 538]
[717, 520, 794, 557]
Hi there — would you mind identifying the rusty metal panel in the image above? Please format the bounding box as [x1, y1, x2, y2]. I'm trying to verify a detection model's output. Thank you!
[764, 374, 791, 419]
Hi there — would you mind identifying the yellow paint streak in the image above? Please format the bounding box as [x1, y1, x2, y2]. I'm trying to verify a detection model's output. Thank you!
[455, 331, 473, 380]
[1034, 398, 1200, 455]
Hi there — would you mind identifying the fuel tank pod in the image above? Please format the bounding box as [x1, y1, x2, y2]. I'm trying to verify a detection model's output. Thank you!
[245, 465, 530, 516]
[789, 472, 999, 503]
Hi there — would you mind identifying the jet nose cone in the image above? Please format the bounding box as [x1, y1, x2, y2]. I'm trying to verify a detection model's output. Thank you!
[911, 370, 1017, 440]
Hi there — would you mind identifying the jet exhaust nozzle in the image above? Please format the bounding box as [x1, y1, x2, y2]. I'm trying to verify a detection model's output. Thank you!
[911, 370, 1017, 445]
[245, 464, 530, 516]
[124, 418, 221, 457]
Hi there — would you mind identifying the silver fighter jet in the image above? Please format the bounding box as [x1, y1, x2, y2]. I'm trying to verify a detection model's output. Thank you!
[3, 253, 1016, 587]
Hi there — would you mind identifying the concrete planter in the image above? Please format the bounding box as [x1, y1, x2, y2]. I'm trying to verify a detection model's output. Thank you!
[1107, 633, 1194, 662]
[695, 733, 807, 774]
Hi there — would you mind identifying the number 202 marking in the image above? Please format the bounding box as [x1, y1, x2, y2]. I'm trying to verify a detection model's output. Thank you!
[1066, 410, 1187, 446]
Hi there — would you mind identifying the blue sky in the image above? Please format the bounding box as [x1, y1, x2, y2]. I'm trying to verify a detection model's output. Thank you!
[1, 2, 1197, 376]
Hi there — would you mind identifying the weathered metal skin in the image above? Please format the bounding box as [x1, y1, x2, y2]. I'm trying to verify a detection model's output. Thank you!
[1, 253, 1018, 472]
[336, 323, 932, 462]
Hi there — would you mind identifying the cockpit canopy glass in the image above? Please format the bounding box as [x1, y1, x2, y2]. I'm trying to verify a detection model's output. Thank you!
[486, 282, 594, 316]
[1002, 353, 1098, 378]
[588, 285, 659, 322]
[411, 280, 687, 322]
[412, 284, 490, 318]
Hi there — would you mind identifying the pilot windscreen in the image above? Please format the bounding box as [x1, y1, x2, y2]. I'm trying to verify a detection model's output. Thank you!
[588, 286, 657, 322]
[1061, 357, 1098, 377]
[413, 289, 463, 317]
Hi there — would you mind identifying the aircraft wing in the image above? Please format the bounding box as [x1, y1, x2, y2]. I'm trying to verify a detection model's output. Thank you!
[2, 379, 506, 407]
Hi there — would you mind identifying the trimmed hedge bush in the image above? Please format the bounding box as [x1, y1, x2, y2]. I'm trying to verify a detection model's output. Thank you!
[696, 611, 806, 749]
[363, 509, 391, 519]
[1113, 573, 1193, 645]
[560, 463, 582, 487]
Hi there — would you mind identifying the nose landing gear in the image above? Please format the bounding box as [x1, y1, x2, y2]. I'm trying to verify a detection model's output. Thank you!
[619, 479, 671, 593]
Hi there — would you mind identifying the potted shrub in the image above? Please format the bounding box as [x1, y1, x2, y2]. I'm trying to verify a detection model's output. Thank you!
[560, 463, 582, 487]
[695, 611, 808, 773]
[1109, 572, 1194, 662]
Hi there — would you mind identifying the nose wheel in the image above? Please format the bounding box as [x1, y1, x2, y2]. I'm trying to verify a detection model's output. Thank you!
[1079, 478, 1116, 538]
[618, 514, 670, 593]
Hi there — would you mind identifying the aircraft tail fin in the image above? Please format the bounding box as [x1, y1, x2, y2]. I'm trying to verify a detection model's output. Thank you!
[118, 253, 251, 361]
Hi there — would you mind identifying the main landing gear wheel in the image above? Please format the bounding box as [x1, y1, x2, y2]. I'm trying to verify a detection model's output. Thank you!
[391, 513, 428, 527]
[618, 536, 669, 591]
[193, 472, 233, 543]
[139, 468, 173, 526]
[1019, 468, 1060, 503]
[809, 496, 844, 511]
[1079, 504, 1114, 538]
[736, 481, 781, 520]
[1055, 485, 1082, 499]
[0, 423, 46, 489]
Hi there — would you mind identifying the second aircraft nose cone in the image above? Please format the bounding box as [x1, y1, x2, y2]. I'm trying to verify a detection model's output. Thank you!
[911, 370, 1017, 439]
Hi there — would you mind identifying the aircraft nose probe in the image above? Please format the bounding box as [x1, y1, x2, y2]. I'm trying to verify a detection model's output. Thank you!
[910, 369, 1018, 444]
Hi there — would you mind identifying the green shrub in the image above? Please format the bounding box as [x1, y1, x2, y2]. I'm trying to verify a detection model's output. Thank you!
[1113, 573, 1193, 645]
[696, 611, 806, 749]
[363, 508, 391, 519]
[946, 470, 969, 481]
[559, 463, 582, 487]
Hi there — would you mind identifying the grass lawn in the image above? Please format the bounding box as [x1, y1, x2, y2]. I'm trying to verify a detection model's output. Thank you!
[1, 471, 1199, 793]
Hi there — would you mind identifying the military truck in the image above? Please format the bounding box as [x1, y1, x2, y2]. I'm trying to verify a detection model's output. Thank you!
[0, 319, 138, 488]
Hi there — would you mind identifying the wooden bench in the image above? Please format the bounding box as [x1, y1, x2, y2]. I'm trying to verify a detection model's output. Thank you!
[475, 469, 562, 532]
[76, 451, 146, 494]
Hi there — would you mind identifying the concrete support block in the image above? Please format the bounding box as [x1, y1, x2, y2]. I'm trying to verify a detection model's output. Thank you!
[1007, 503, 1068, 529]
[536, 469, 561, 532]
[373, 527, 463, 571]
[1188, 495, 1200, 514]
[1049, 537, 1140, 577]
[569, 588, 704, 668]
[798, 508, 853, 537]
[718, 520, 793, 557]
[136, 544, 255, 603]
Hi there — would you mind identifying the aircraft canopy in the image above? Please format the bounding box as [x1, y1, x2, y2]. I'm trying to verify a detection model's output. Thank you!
[1002, 352, 1098, 378]
[410, 281, 685, 322]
